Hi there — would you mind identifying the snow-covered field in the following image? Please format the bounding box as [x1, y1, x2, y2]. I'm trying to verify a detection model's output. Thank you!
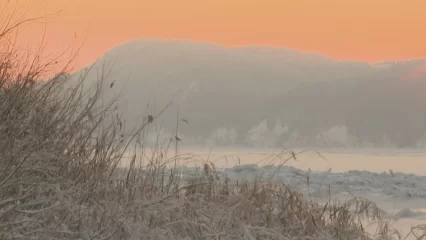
[174, 148, 426, 238]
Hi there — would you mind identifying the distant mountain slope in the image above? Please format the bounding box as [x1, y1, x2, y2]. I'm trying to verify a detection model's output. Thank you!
[71, 39, 426, 148]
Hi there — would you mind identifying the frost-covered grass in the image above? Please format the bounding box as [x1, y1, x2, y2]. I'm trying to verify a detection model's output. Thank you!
[1, 10, 426, 240]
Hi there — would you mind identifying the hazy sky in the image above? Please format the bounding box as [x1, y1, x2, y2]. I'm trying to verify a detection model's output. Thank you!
[8, 0, 426, 70]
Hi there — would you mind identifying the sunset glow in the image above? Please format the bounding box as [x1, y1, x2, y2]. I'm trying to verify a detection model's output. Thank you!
[7, 0, 426, 70]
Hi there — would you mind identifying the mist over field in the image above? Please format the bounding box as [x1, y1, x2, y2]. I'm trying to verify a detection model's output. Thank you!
[71, 39, 426, 149]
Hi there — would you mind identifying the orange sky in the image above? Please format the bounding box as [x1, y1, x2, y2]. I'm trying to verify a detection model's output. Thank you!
[5, 0, 426, 71]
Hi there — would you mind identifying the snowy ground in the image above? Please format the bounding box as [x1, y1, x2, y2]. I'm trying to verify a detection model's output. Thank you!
[181, 163, 426, 213]
[119, 147, 426, 237]
[175, 148, 426, 238]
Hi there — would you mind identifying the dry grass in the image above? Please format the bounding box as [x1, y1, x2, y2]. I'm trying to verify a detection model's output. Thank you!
[1, 6, 426, 240]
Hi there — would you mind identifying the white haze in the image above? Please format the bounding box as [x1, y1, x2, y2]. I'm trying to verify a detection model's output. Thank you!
[69, 39, 426, 149]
